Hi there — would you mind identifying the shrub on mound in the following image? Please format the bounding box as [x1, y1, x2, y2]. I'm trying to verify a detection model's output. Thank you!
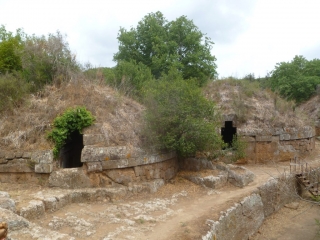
[47, 107, 95, 158]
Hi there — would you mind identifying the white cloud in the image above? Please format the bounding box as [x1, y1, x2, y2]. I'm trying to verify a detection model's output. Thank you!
[1, 0, 320, 77]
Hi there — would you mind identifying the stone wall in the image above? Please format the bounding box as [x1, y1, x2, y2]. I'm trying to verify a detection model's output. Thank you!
[315, 120, 320, 136]
[0, 150, 53, 174]
[240, 126, 315, 163]
[84, 156, 178, 188]
[202, 174, 297, 240]
[0, 145, 178, 188]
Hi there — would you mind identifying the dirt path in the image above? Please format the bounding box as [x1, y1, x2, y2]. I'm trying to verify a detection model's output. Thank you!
[251, 200, 320, 240]
[2, 142, 320, 239]
[26, 164, 286, 240]
[146, 165, 283, 240]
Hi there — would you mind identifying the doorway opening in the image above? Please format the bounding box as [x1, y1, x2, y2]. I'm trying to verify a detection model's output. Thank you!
[60, 131, 84, 168]
[221, 121, 237, 147]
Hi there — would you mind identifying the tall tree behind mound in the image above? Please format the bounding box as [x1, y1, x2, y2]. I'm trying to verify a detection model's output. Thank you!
[270, 55, 320, 104]
[113, 11, 217, 87]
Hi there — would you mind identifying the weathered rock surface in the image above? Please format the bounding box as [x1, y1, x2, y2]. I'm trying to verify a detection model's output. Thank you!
[185, 173, 228, 189]
[202, 174, 298, 240]
[19, 200, 45, 220]
[0, 191, 16, 213]
[48, 168, 92, 189]
[128, 179, 165, 193]
[179, 158, 215, 171]
[203, 193, 264, 240]
[258, 174, 296, 217]
[0, 207, 29, 231]
[0, 208, 71, 239]
[227, 164, 255, 188]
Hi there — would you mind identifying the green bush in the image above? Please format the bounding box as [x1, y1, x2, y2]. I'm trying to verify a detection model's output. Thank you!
[113, 60, 153, 97]
[142, 72, 222, 158]
[47, 107, 95, 158]
[231, 135, 247, 162]
[0, 25, 24, 74]
[21, 31, 80, 91]
[270, 55, 320, 103]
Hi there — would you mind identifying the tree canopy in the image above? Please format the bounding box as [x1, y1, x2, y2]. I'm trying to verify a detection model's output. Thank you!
[113, 11, 217, 86]
[0, 26, 24, 73]
[0, 25, 79, 90]
[270, 55, 320, 103]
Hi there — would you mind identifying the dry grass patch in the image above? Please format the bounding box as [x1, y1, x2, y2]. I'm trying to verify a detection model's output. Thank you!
[204, 78, 310, 129]
[0, 79, 145, 152]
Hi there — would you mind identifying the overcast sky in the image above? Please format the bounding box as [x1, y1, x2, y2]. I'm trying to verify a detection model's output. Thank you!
[1, 0, 319, 78]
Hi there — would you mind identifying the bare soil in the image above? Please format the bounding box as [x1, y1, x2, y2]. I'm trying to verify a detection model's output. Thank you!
[2, 143, 320, 239]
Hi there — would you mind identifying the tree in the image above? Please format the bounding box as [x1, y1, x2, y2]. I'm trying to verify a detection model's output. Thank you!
[0, 25, 24, 74]
[113, 60, 153, 97]
[270, 55, 320, 103]
[20, 31, 79, 90]
[142, 69, 222, 158]
[114, 11, 217, 86]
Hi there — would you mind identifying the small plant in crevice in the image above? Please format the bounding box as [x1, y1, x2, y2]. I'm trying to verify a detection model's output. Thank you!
[27, 159, 37, 170]
[231, 135, 247, 162]
[47, 106, 95, 158]
[315, 219, 320, 239]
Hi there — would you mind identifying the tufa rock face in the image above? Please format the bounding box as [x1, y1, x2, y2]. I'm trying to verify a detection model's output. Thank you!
[19, 200, 45, 220]
[226, 164, 255, 188]
[0, 191, 16, 213]
[48, 168, 92, 189]
[203, 194, 265, 240]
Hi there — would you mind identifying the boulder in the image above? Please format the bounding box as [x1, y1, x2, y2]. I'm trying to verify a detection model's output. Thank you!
[49, 168, 92, 189]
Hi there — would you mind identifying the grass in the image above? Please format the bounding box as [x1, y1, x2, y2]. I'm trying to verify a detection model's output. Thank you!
[0, 78, 145, 152]
[204, 77, 308, 128]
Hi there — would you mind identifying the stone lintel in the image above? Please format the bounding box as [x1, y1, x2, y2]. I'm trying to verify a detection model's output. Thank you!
[31, 150, 53, 164]
[255, 135, 272, 142]
[86, 162, 102, 172]
[0, 159, 33, 173]
[279, 134, 291, 141]
[81, 146, 146, 163]
[83, 134, 106, 146]
[101, 152, 176, 170]
[35, 163, 53, 173]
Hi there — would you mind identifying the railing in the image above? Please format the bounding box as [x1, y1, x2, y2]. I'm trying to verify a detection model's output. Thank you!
[290, 156, 320, 196]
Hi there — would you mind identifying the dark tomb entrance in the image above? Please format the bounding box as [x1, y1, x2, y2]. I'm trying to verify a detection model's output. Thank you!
[221, 121, 237, 147]
[60, 131, 84, 168]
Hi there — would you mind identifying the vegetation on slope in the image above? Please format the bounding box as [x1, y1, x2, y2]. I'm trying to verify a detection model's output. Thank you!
[1, 11, 318, 160]
[268, 55, 320, 104]
[142, 70, 222, 157]
[0, 12, 222, 159]
[204, 77, 310, 130]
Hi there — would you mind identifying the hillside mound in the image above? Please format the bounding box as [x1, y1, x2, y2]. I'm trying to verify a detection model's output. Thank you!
[204, 79, 312, 133]
[298, 94, 320, 121]
[0, 80, 144, 152]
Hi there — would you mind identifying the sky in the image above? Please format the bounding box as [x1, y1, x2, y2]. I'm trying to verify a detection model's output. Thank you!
[0, 0, 320, 78]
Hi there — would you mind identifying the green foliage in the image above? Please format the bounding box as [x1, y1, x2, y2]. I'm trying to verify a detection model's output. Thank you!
[142, 72, 222, 158]
[20, 31, 79, 91]
[1, 26, 79, 91]
[47, 107, 95, 158]
[113, 60, 153, 97]
[231, 135, 247, 162]
[315, 219, 320, 238]
[0, 25, 24, 73]
[0, 27, 80, 113]
[0, 73, 30, 112]
[270, 55, 320, 103]
[114, 11, 217, 86]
